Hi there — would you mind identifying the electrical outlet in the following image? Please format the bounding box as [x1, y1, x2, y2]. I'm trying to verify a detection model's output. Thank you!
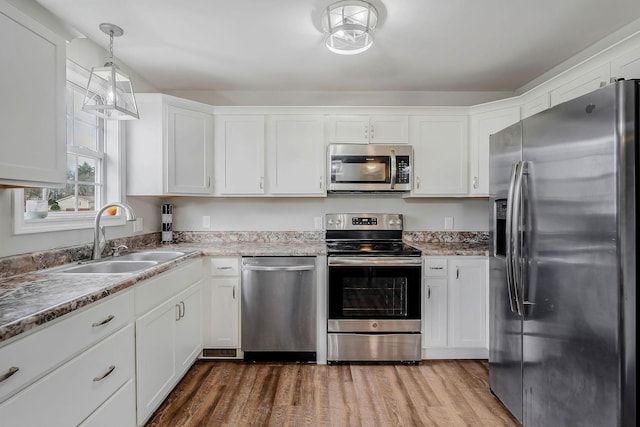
[133, 217, 143, 232]
[202, 215, 211, 228]
[314, 216, 323, 230]
[444, 217, 454, 230]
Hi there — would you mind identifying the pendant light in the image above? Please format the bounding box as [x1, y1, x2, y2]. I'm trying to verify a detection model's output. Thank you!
[321, 1, 378, 55]
[82, 23, 139, 120]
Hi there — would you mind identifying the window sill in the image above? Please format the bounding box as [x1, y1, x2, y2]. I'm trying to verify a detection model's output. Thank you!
[12, 191, 126, 235]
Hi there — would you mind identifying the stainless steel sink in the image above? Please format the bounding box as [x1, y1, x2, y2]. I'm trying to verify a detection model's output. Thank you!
[114, 251, 185, 262]
[59, 260, 158, 274]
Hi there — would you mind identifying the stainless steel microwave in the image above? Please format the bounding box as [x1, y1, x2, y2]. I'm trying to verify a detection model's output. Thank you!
[327, 144, 412, 192]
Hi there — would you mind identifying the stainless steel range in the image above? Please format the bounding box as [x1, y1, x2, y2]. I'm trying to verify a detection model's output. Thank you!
[326, 213, 422, 363]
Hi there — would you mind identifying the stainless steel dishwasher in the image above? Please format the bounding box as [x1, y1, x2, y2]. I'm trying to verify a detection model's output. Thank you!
[241, 257, 316, 362]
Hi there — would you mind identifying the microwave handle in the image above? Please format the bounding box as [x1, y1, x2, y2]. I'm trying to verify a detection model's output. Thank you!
[390, 149, 397, 189]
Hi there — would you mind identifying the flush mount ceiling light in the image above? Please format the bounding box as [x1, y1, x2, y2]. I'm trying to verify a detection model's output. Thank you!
[82, 23, 139, 120]
[321, 0, 378, 55]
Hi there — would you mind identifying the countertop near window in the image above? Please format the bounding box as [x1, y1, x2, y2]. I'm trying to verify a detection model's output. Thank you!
[0, 239, 487, 345]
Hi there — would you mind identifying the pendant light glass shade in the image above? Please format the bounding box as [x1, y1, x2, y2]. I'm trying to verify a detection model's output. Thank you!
[321, 0, 378, 55]
[82, 23, 139, 120]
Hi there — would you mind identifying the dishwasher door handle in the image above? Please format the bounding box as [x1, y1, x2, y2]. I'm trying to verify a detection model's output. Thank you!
[242, 265, 315, 272]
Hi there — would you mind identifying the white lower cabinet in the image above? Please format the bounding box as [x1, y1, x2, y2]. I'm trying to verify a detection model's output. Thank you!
[0, 324, 135, 426]
[80, 379, 136, 427]
[0, 291, 135, 427]
[135, 259, 203, 426]
[202, 257, 242, 358]
[422, 256, 488, 359]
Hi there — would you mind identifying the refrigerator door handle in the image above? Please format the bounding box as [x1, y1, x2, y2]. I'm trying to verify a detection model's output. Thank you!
[511, 161, 527, 317]
[505, 162, 520, 313]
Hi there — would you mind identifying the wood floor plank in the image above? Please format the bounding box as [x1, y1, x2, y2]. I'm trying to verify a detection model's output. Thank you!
[146, 360, 521, 427]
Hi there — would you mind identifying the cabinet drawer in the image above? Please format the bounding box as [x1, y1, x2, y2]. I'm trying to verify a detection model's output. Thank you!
[0, 290, 133, 402]
[135, 259, 202, 316]
[424, 258, 447, 277]
[80, 378, 136, 427]
[0, 324, 134, 426]
[210, 257, 239, 276]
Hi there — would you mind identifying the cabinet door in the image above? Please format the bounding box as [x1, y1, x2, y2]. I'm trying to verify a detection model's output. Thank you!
[423, 277, 448, 348]
[327, 115, 369, 143]
[411, 115, 468, 195]
[521, 93, 550, 119]
[174, 281, 203, 374]
[166, 105, 213, 194]
[611, 45, 640, 80]
[550, 63, 611, 107]
[215, 115, 265, 194]
[135, 299, 177, 425]
[207, 278, 240, 348]
[369, 115, 409, 144]
[447, 259, 487, 348]
[267, 115, 326, 195]
[469, 106, 520, 196]
[0, 2, 66, 187]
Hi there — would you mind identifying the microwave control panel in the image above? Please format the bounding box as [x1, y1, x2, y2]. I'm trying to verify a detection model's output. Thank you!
[396, 156, 410, 184]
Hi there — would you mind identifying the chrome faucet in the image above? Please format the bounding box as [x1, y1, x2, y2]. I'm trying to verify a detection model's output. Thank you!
[92, 202, 137, 260]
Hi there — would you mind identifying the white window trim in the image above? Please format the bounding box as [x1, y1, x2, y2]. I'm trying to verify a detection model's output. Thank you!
[12, 59, 127, 235]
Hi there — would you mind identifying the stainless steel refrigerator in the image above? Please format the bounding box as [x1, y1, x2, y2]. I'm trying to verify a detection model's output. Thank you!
[489, 79, 636, 426]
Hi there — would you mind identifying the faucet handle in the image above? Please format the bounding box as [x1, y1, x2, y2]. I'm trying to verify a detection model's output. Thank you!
[112, 245, 129, 257]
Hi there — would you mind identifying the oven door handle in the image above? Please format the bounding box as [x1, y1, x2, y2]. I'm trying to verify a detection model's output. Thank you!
[242, 265, 315, 272]
[328, 257, 422, 266]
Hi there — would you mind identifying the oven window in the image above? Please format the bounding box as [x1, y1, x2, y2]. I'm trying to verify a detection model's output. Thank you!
[329, 266, 421, 319]
[342, 276, 407, 315]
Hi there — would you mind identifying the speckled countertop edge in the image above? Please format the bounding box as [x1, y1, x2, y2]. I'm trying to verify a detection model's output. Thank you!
[0, 238, 487, 345]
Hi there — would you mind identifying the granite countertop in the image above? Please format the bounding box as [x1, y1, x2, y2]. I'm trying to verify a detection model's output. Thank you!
[0, 238, 487, 345]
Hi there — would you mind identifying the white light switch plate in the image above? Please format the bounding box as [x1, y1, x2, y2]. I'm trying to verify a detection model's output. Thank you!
[133, 217, 143, 232]
[314, 216, 323, 230]
[202, 215, 211, 228]
[444, 217, 454, 230]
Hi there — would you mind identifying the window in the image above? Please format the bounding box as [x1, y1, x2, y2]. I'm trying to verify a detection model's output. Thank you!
[13, 60, 125, 234]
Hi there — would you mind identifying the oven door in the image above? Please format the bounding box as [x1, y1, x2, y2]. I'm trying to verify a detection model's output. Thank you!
[327, 257, 421, 330]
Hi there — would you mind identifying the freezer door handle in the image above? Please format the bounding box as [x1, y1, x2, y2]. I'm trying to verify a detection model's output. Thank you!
[511, 161, 527, 317]
[505, 162, 519, 313]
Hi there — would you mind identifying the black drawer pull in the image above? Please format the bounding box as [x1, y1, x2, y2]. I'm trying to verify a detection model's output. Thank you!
[0, 366, 19, 383]
[92, 315, 115, 328]
[93, 365, 116, 382]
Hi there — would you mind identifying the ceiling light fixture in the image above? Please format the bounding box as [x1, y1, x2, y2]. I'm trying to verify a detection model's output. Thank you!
[321, 0, 378, 55]
[82, 23, 139, 120]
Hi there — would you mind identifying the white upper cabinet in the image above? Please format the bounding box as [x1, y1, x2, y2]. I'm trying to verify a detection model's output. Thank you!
[214, 115, 265, 195]
[328, 115, 408, 144]
[266, 115, 326, 195]
[611, 45, 640, 80]
[0, 2, 65, 187]
[410, 115, 468, 196]
[550, 63, 611, 107]
[127, 94, 214, 196]
[521, 93, 551, 119]
[469, 106, 520, 196]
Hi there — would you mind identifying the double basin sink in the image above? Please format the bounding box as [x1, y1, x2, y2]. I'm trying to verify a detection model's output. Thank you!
[55, 251, 186, 274]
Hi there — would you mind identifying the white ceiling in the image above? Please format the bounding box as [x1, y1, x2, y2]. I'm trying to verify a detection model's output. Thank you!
[35, 0, 640, 93]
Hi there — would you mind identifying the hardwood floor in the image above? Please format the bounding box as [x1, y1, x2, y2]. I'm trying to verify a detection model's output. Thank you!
[146, 360, 521, 427]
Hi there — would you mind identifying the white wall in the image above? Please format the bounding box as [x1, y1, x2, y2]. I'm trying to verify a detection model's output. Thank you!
[167, 196, 488, 232]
